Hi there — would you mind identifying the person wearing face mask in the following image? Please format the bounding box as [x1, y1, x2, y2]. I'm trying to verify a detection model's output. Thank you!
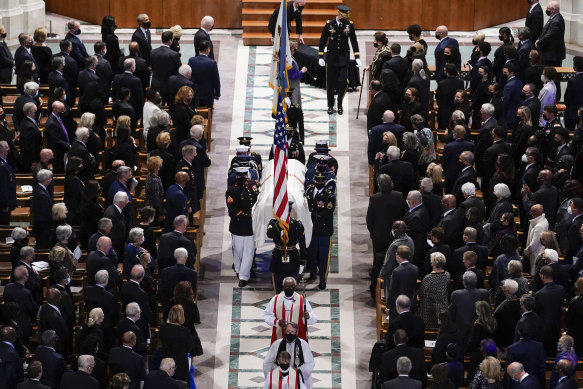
[525, 0, 544, 42]
[535, 1, 565, 67]
[101, 15, 122, 68]
[65, 20, 89, 69]
[540, 104, 562, 160]
[131, 14, 152, 63]
[195, 16, 215, 60]
[520, 83, 540, 127]
[537, 66, 557, 126]
[470, 65, 492, 130]
[268, 0, 306, 44]
[466, 32, 485, 70]
[263, 322, 315, 388]
[437, 63, 465, 130]
[399, 87, 425, 132]
[0, 25, 14, 85]
[263, 351, 307, 389]
[150, 31, 181, 106]
[14, 33, 38, 79]
[52, 267, 75, 331]
[170, 86, 196, 144]
[517, 27, 535, 75]
[434, 25, 459, 82]
[0, 141, 16, 226]
[502, 63, 523, 131]
[45, 101, 71, 174]
[364, 32, 391, 83]
[380, 221, 414, 284]
[492, 27, 513, 82]
[264, 277, 316, 343]
[565, 198, 583, 264]
[188, 39, 221, 109]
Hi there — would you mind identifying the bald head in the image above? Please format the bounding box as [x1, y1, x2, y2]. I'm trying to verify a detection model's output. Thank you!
[530, 204, 543, 218]
[128, 41, 139, 55]
[464, 227, 478, 242]
[548, 1, 560, 13]
[175, 171, 190, 187]
[96, 236, 112, 253]
[46, 287, 61, 305]
[39, 149, 54, 163]
[453, 125, 466, 139]
[13, 266, 28, 284]
[442, 194, 456, 211]
[382, 110, 395, 124]
[435, 25, 448, 40]
[538, 169, 552, 185]
[51, 100, 65, 114]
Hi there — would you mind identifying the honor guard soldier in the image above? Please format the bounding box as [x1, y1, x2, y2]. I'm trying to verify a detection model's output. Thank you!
[541, 104, 563, 162]
[226, 166, 259, 287]
[237, 136, 263, 178]
[306, 172, 336, 289]
[269, 127, 305, 164]
[267, 202, 307, 294]
[306, 139, 338, 175]
[228, 149, 260, 186]
[318, 5, 360, 115]
[305, 155, 336, 192]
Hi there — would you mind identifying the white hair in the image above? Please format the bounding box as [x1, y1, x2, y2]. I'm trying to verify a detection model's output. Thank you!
[502, 279, 519, 295]
[95, 269, 109, 285]
[461, 182, 476, 196]
[493, 183, 511, 199]
[387, 146, 400, 161]
[420, 177, 433, 192]
[75, 127, 90, 141]
[190, 124, 204, 138]
[481, 103, 495, 116]
[113, 191, 128, 206]
[544, 248, 559, 263]
[178, 64, 192, 78]
[174, 247, 188, 262]
[128, 227, 144, 243]
[23, 81, 39, 95]
[201, 16, 214, 28]
[37, 169, 53, 183]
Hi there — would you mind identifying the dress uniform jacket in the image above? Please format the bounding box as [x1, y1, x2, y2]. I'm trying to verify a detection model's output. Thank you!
[318, 18, 359, 65]
[226, 181, 259, 236]
[305, 185, 335, 237]
[267, 217, 307, 276]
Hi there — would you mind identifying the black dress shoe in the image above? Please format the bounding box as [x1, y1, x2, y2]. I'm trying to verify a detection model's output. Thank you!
[337, 107, 343, 115]
[308, 273, 318, 281]
[327, 107, 334, 114]
[239, 280, 248, 287]
[318, 281, 326, 290]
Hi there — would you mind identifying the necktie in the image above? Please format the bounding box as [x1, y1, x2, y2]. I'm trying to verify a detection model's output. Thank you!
[55, 114, 70, 143]
[146, 29, 151, 45]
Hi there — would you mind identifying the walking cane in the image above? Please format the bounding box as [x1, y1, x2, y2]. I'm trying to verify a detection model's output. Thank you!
[356, 68, 367, 119]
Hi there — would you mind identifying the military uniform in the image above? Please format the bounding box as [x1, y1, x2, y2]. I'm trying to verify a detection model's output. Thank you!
[541, 117, 563, 162]
[175, 158, 199, 213]
[228, 155, 260, 186]
[318, 6, 360, 114]
[305, 156, 336, 192]
[226, 168, 259, 286]
[305, 173, 336, 289]
[267, 211, 307, 294]
[237, 137, 263, 179]
[269, 129, 305, 164]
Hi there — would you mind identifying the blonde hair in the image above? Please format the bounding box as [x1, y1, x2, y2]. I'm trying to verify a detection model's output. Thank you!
[191, 115, 205, 126]
[87, 308, 104, 327]
[33, 27, 48, 43]
[79, 112, 96, 129]
[52, 203, 68, 222]
[480, 356, 501, 380]
[168, 304, 185, 325]
[115, 115, 131, 131]
[169, 25, 183, 38]
[147, 156, 163, 174]
[156, 132, 171, 148]
[427, 163, 443, 184]
[382, 131, 397, 147]
[473, 32, 486, 44]
[175, 86, 194, 105]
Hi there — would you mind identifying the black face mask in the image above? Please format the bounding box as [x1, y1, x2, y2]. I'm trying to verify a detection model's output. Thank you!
[143, 21, 151, 29]
[0, 33, 6, 39]
[285, 333, 296, 343]
[284, 288, 294, 297]
[546, 10, 551, 16]
[444, 54, 451, 62]
[74, 29, 81, 35]
[498, 35, 505, 42]
[542, 114, 549, 121]
[520, 92, 526, 98]
[0, 113, 5, 120]
[526, 0, 531, 4]
[472, 39, 478, 45]
[373, 42, 378, 48]
[236, 176, 247, 185]
[279, 363, 290, 371]
[486, 91, 493, 97]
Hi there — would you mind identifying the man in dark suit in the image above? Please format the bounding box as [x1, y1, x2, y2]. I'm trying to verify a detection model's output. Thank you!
[14, 33, 37, 78]
[60, 355, 99, 389]
[94, 41, 112, 98]
[503, 63, 523, 130]
[175, 145, 200, 215]
[481, 126, 512, 192]
[158, 215, 196, 270]
[0, 26, 14, 83]
[167, 65, 195, 107]
[522, 169, 559, 228]
[16, 361, 50, 389]
[475, 104, 498, 173]
[268, 0, 305, 42]
[452, 151, 478, 204]
[157, 247, 197, 308]
[52, 40, 79, 99]
[112, 58, 145, 120]
[118, 42, 150, 91]
[34, 330, 68, 389]
[44, 101, 71, 174]
[563, 56, 583, 130]
[515, 294, 542, 342]
[188, 39, 220, 108]
[386, 248, 419, 321]
[108, 166, 134, 227]
[13, 84, 40, 133]
[469, 41, 492, 93]
[452, 227, 489, 276]
[52, 268, 74, 330]
[553, 359, 578, 389]
[112, 88, 136, 128]
[378, 146, 416, 195]
[506, 362, 542, 389]
[120, 265, 153, 331]
[436, 64, 464, 129]
[449, 271, 490, 348]
[459, 184, 486, 224]
[367, 80, 393, 131]
[382, 43, 409, 92]
[535, 1, 566, 66]
[0, 327, 24, 389]
[69, 127, 96, 182]
[183, 126, 211, 198]
[47, 56, 73, 108]
[381, 355, 422, 389]
[0, 141, 16, 225]
[107, 332, 146, 389]
[165, 172, 191, 231]
[438, 195, 465, 250]
[116, 303, 148, 355]
[565, 199, 583, 264]
[367, 111, 406, 165]
[84, 269, 118, 332]
[380, 330, 426, 387]
[385, 297, 425, 350]
[150, 31, 181, 105]
[39, 288, 69, 358]
[534, 265, 565, 356]
[442, 126, 476, 194]
[456, 250, 485, 289]
[103, 192, 129, 258]
[143, 359, 180, 389]
[526, 0, 544, 42]
[194, 16, 215, 59]
[517, 28, 536, 75]
[521, 83, 541, 126]
[77, 56, 102, 99]
[86, 237, 121, 289]
[131, 14, 152, 63]
[65, 20, 88, 69]
[403, 191, 430, 267]
[13, 247, 42, 305]
[547, 127, 571, 167]
[2, 267, 38, 341]
[32, 169, 53, 249]
[434, 26, 459, 82]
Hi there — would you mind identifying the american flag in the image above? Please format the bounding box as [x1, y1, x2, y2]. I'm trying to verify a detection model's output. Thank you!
[271, 0, 290, 243]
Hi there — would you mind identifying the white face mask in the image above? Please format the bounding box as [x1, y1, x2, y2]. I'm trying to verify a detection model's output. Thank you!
[140, 236, 145, 244]
[567, 205, 573, 215]
[541, 75, 548, 83]
[521, 154, 528, 163]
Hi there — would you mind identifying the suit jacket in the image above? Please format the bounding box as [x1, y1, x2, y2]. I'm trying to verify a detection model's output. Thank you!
[111, 72, 144, 119]
[102, 205, 127, 258]
[382, 376, 422, 389]
[524, 184, 559, 228]
[0, 158, 17, 211]
[143, 370, 180, 389]
[566, 215, 583, 262]
[378, 160, 416, 195]
[54, 283, 74, 330]
[117, 55, 149, 90]
[460, 196, 486, 224]
[18, 117, 42, 171]
[34, 345, 68, 389]
[65, 32, 89, 69]
[60, 371, 99, 389]
[119, 281, 153, 325]
[494, 298, 521, 348]
[452, 242, 489, 277]
[387, 262, 419, 319]
[506, 339, 546, 386]
[449, 287, 490, 344]
[86, 249, 120, 288]
[368, 122, 406, 165]
[14, 46, 36, 76]
[188, 54, 220, 102]
[438, 209, 465, 249]
[366, 191, 407, 251]
[442, 139, 476, 192]
[157, 231, 196, 270]
[2, 282, 37, 339]
[194, 28, 214, 60]
[47, 70, 73, 106]
[52, 52, 78, 96]
[44, 113, 71, 173]
[0, 342, 23, 389]
[436, 76, 465, 127]
[32, 183, 53, 225]
[83, 285, 117, 330]
[0, 41, 14, 83]
[150, 45, 181, 99]
[157, 263, 198, 307]
[16, 379, 49, 389]
[526, 3, 544, 42]
[534, 282, 565, 324]
[385, 311, 425, 350]
[367, 91, 393, 130]
[554, 376, 578, 389]
[131, 28, 151, 62]
[452, 167, 478, 204]
[522, 95, 541, 126]
[69, 140, 96, 182]
[504, 77, 524, 129]
[564, 73, 583, 130]
[39, 304, 69, 358]
[167, 74, 195, 107]
[434, 36, 459, 81]
[515, 310, 542, 342]
[421, 191, 443, 228]
[382, 56, 409, 87]
[403, 205, 430, 263]
[268, 1, 303, 37]
[536, 13, 566, 64]
[107, 347, 145, 389]
[379, 343, 426, 386]
[77, 68, 101, 98]
[481, 140, 512, 190]
[165, 184, 189, 229]
[469, 57, 492, 93]
[116, 317, 147, 354]
[475, 117, 497, 168]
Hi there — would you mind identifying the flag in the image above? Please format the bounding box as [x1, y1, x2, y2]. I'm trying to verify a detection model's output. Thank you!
[270, 0, 291, 244]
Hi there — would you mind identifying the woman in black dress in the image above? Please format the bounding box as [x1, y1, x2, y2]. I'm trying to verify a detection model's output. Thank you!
[64, 156, 85, 225]
[160, 305, 200, 383]
[170, 86, 196, 144]
[150, 132, 176, 192]
[16, 60, 38, 94]
[101, 16, 122, 70]
[31, 27, 52, 84]
[400, 87, 426, 131]
[108, 120, 137, 170]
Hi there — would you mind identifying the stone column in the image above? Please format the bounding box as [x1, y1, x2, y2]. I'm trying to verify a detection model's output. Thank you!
[19, 0, 45, 33]
[0, 0, 24, 39]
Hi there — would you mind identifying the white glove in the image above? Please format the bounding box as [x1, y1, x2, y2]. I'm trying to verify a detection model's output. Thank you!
[356, 58, 362, 67]
[318, 58, 325, 67]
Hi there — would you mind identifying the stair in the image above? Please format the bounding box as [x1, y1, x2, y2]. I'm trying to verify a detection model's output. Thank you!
[242, 0, 343, 46]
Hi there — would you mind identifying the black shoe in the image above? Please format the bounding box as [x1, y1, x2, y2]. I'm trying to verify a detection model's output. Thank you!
[338, 107, 343, 115]
[250, 269, 256, 278]
[318, 281, 326, 290]
[239, 280, 248, 287]
[327, 107, 334, 114]
[308, 273, 317, 281]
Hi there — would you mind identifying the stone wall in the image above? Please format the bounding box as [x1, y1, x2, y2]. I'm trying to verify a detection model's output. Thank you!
[0, 0, 45, 39]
